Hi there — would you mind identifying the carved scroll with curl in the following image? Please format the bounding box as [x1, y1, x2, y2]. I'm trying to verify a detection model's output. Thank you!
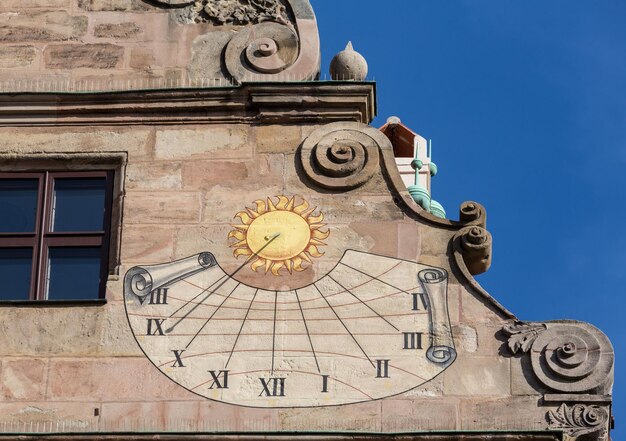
[503, 321, 614, 395]
[299, 122, 389, 190]
[548, 403, 609, 440]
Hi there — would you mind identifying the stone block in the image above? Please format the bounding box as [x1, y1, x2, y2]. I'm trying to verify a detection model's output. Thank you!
[126, 161, 182, 190]
[510, 355, 546, 396]
[187, 31, 233, 81]
[460, 396, 545, 431]
[0, 359, 47, 401]
[77, 0, 151, 11]
[420, 225, 453, 257]
[255, 124, 303, 153]
[0, 0, 69, 7]
[94, 22, 142, 39]
[120, 225, 175, 263]
[45, 44, 124, 69]
[129, 46, 155, 70]
[47, 358, 195, 401]
[381, 399, 457, 431]
[460, 287, 508, 325]
[181, 155, 284, 191]
[124, 191, 202, 224]
[0, 128, 152, 160]
[0, 307, 103, 356]
[453, 324, 478, 353]
[443, 355, 510, 396]
[0, 46, 36, 68]
[278, 400, 380, 431]
[97, 305, 143, 357]
[0, 402, 98, 424]
[0, 11, 87, 42]
[155, 127, 251, 160]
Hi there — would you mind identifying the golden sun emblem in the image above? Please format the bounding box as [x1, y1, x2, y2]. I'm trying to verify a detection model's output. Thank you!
[228, 196, 330, 276]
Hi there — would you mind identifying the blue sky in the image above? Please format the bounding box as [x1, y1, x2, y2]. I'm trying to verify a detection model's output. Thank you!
[315, 0, 625, 436]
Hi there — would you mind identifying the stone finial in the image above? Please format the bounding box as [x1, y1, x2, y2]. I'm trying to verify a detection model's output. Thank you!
[330, 42, 368, 81]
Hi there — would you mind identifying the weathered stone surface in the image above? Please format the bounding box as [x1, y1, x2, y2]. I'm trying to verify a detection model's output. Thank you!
[77, 0, 151, 11]
[381, 399, 457, 431]
[278, 401, 381, 431]
[453, 324, 478, 353]
[97, 306, 142, 356]
[155, 127, 250, 160]
[0, 128, 152, 160]
[182, 155, 284, 190]
[45, 44, 124, 69]
[0, 402, 97, 424]
[0, 307, 103, 356]
[0, 359, 47, 400]
[129, 46, 155, 70]
[47, 358, 195, 401]
[126, 161, 182, 190]
[255, 124, 303, 153]
[0, 0, 69, 7]
[94, 22, 142, 39]
[124, 191, 202, 224]
[443, 356, 510, 396]
[460, 397, 546, 431]
[188, 31, 232, 81]
[0, 45, 36, 68]
[0, 11, 87, 42]
[121, 225, 176, 263]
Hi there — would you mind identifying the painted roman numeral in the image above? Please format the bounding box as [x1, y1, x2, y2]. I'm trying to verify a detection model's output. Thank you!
[376, 359, 390, 378]
[321, 374, 329, 393]
[171, 350, 185, 367]
[412, 292, 428, 311]
[149, 288, 168, 305]
[146, 318, 165, 336]
[259, 377, 286, 397]
[403, 332, 423, 350]
[208, 370, 229, 389]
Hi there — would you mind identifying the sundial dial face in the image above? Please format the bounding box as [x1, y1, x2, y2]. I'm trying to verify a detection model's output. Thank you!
[124, 196, 456, 408]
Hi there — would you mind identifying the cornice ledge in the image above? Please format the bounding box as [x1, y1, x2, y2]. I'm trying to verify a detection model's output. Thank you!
[0, 83, 376, 127]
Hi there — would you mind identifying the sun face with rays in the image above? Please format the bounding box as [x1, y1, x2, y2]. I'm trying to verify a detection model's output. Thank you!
[228, 196, 330, 276]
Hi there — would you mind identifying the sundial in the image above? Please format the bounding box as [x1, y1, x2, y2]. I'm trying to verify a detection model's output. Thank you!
[124, 195, 456, 408]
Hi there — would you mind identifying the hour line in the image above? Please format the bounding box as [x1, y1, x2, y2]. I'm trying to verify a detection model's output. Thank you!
[169, 275, 227, 319]
[339, 261, 412, 295]
[271, 291, 278, 374]
[327, 275, 400, 332]
[184, 282, 241, 350]
[225, 288, 259, 369]
[312, 283, 374, 367]
[295, 289, 321, 373]
[165, 233, 280, 333]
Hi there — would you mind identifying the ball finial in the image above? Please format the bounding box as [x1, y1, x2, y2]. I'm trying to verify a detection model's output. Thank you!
[330, 42, 368, 81]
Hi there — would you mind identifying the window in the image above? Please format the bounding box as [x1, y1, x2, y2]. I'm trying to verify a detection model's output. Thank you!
[0, 171, 114, 301]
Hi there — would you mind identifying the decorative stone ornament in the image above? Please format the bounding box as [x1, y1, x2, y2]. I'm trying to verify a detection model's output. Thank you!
[503, 321, 614, 394]
[299, 122, 385, 190]
[330, 42, 369, 81]
[548, 404, 609, 440]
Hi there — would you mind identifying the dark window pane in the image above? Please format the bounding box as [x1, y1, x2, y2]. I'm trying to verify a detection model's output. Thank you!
[52, 178, 106, 232]
[47, 247, 102, 300]
[0, 248, 32, 300]
[0, 179, 38, 233]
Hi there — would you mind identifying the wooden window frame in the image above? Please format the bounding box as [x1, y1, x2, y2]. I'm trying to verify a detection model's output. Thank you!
[0, 170, 114, 301]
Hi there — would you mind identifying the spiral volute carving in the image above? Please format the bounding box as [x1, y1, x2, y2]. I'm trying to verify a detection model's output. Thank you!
[300, 123, 385, 190]
[225, 21, 299, 81]
[529, 323, 613, 393]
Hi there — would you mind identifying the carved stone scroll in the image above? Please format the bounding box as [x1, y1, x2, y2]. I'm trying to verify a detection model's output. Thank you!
[419, 269, 456, 367]
[453, 225, 492, 275]
[503, 321, 614, 394]
[300, 122, 387, 190]
[548, 403, 609, 440]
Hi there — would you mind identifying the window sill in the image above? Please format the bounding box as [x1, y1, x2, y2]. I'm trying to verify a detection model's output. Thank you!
[0, 299, 107, 307]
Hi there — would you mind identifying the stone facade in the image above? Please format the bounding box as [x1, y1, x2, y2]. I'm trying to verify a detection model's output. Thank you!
[0, 1, 614, 441]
